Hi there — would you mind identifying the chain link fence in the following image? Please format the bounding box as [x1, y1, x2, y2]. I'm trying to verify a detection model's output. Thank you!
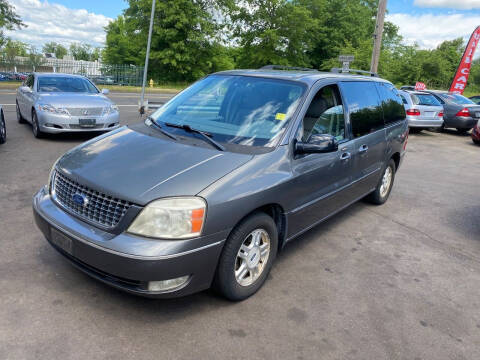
[0, 57, 144, 86]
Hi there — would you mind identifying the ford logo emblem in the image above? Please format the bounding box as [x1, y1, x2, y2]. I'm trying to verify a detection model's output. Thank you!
[72, 193, 89, 207]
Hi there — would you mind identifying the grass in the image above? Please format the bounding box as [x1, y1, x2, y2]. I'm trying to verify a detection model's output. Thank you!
[0, 81, 186, 93]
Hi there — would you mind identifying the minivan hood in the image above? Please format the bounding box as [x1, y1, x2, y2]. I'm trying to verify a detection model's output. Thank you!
[56, 126, 253, 205]
[38, 93, 112, 107]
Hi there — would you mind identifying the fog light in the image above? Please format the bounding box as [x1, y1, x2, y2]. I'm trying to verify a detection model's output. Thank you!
[148, 275, 189, 292]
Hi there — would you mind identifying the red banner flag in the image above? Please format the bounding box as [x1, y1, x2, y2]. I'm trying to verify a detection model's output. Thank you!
[449, 26, 480, 94]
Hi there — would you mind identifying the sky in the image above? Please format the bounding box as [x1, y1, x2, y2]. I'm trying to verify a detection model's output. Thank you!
[5, 0, 480, 52]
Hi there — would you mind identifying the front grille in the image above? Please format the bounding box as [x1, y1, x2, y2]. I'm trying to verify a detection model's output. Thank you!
[52, 171, 131, 228]
[66, 107, 104, 117]
[69, 124, 105, 129]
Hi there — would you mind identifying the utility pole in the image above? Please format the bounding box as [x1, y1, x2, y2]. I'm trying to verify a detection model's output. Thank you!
[370, 0, 387, 74]
[140, 0, 156, 114]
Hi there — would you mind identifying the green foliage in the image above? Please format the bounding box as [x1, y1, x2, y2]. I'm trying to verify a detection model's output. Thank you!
[69, 43, 101, 61]
[42, 42, 68, 59]
[0, 0, 25, 46]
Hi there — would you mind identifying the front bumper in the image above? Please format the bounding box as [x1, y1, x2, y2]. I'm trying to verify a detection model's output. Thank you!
[37, 111, 120, 133]
[33, 187, 227, 298]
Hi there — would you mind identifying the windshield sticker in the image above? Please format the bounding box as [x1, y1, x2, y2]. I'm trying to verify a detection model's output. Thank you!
[275, 113, 286, 121]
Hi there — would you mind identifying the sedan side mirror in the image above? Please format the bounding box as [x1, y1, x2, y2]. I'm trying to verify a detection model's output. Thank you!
[101, 88, 110, 95]
[20, 86, 32, 93]
[295, 134, 339, 155]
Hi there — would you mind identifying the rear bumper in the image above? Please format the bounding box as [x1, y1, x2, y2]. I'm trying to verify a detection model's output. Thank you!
[407, 117, 443, 128]
[33, 187, 227, 298]
[444, 116, 477, 129]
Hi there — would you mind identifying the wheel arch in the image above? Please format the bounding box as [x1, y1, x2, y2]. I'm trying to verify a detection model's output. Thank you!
[391, 152, 400, 171]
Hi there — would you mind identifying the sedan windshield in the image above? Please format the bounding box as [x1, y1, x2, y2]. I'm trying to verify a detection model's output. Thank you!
[38, 76, 99, 93]
[150, 75, 305, 148]
[441, 93, 474, 105]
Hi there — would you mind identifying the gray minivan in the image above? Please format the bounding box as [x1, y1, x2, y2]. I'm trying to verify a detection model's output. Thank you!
[33, 68, 408, 301]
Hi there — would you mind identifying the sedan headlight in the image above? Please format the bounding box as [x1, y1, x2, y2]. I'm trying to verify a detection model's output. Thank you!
[105, 104, 119, 114]
[128, 197, 206, 239]
[48, 156, 61, 193]
[38, 103, 69, 115]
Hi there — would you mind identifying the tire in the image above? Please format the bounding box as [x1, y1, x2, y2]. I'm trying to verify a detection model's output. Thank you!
[16, 101, 26, 124]
[366, 159, 396, 205]
[457, 128, 468, 134]
[213, 212, 278, 301]
[409, 127, 422, 133]
[0, 110, 6, 144]
[473, 138, 480, 145]
[31, 110, 44, 139]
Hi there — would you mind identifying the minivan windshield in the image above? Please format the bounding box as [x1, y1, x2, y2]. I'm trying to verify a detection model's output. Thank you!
[149, 75, 305, 148]
[440, 93, 474, 105]
[37, 76, 99, 93]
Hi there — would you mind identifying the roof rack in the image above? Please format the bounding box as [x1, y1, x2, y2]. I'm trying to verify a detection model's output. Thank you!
[330, 68, 378, 77]
[260, 65, 317, 71]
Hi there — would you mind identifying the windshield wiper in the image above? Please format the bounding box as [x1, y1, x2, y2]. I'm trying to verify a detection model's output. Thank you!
[165, 122, 225, 151]
[146, 117, 178, 141]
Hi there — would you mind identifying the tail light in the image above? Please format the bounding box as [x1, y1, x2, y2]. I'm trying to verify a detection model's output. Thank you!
[438, 111, 444, 117]
[406, 109, 420, 116]
[456, 108, 470, 117]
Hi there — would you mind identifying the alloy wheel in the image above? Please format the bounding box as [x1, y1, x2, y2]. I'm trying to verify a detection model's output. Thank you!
[380, 166, 393, 198]
[235, 229, 270, 287]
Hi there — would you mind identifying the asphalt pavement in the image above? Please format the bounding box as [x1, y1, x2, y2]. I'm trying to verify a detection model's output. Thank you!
[0, 90, 479, 360]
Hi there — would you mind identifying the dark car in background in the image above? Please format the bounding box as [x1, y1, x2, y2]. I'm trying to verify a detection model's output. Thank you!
[471, 121, 480, 144]
[469, 95, 480, 105]
[33, 68, 408, 301]
[425, 91, 480, 133]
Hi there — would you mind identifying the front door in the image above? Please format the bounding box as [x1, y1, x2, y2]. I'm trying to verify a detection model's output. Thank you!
[287, 83, 356, 238]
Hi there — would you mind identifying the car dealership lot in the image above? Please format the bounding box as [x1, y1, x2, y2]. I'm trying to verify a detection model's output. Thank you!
[1, 90, 479, 360]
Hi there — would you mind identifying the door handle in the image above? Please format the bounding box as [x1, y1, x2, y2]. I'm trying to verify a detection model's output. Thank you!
[358, 144, 368, 153]
[340, 152, 351, 161]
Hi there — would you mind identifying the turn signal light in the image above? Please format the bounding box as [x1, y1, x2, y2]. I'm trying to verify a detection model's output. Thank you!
[406, 109, 420, 116]
[456, 108, 470, 117]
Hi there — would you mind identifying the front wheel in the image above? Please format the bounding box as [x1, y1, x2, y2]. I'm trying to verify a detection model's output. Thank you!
[32, 110, 44, 139]
[213, 212, 278, 301]
[473, 138, 480, 145]
[366, 159, 396, 205]
[0, 110, 6, 144]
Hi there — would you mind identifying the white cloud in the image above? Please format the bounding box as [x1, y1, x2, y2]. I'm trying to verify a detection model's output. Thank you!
[387, 13, 480, 53]
[414, 0, 480, 9]
[5, 0, 112, 50]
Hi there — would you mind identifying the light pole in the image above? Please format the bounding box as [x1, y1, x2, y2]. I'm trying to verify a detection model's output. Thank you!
[370, 0, 387, 74]
[140, 0, 156, 114]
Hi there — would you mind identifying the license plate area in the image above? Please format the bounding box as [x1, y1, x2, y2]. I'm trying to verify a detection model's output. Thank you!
[79, 118, 96, 128]
[424, 111, 434, 118]
[50, 227, 73, 255]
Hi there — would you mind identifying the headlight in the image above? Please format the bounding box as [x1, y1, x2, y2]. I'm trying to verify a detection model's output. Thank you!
[128, 197, 206, 239]
[48, 157, 61, 193]
[105, 104, 119, 114]
[38, 103, 69, 115]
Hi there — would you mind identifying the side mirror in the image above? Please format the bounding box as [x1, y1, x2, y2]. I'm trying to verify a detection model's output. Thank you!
[295, 134, 339, 155]
[20, 86, 32, 93]
[101, 88, 110, 95]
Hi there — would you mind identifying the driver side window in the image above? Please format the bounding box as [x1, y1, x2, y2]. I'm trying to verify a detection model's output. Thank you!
[299, 85, 345, 142]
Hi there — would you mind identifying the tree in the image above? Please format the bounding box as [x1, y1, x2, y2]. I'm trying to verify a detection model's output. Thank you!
[68, 42, 101, 61]
[0, 0, 25, 45]
[42, 42, 68, 59]
[27, 46, 45, 70]
[103, 0, 233, 82]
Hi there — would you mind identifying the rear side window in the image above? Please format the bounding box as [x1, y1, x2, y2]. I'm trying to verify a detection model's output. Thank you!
[400, 95, 408, 104]
[341, 81, 384, 138]
[376, 82, 406, 125]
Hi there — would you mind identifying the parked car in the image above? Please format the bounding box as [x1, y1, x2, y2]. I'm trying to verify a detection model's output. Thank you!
[400, 85, 415, 91]
[16, 73, 120, 138]
[398, 90, 444, 132]
[471, 120, 480, 144]
[33, 68, 408, 301]
[91, 75, 115, 85]
[0, 105, 5, 144]
[424, 90, 480, 133]
[469, 95, 480, 105]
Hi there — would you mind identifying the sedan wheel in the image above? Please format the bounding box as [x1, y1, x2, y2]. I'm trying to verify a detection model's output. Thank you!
[32, 111, 43, 139]
[235, 229, 271, 287]
[0, 111, 6, 144]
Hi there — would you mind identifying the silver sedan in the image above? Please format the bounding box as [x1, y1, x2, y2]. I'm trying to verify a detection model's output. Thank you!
[16, 73, 120, 138]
